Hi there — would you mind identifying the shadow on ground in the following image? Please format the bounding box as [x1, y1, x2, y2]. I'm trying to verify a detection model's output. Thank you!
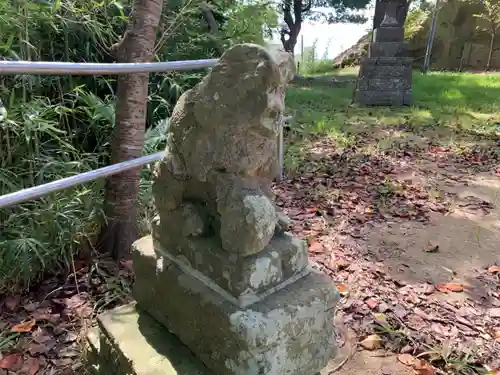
[279, 69, 500, 373]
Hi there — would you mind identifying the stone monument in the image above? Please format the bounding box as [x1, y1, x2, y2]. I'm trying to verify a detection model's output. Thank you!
[87, 44, 339, 375]
[354, 0, 413, 106]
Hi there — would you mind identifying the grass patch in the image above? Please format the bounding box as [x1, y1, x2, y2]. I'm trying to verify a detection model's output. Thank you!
[284, 68, 500, 171]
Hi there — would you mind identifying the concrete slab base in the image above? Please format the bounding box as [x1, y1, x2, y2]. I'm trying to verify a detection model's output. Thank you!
[85, 303, 211, 375]
[132, 235, 340, 375]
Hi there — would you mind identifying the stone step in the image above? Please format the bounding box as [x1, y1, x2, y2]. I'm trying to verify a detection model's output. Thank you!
[85, 303, 211, 375]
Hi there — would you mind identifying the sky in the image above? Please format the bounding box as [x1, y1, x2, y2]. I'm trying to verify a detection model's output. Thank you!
[269, 4, 375, 59]
[295, 20, 371, 58]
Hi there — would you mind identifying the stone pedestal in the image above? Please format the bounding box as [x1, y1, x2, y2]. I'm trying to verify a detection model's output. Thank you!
[133, 236, 338, 375]
[86, 303, 210, 375]
[354, 22, 413, 106]
[88, 43, 339, 375]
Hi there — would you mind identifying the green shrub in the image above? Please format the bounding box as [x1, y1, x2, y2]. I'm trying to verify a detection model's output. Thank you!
[0, 0, 275, 293]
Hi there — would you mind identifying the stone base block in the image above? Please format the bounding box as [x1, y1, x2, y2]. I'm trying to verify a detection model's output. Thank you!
[153, 222, 310, 307]
[373, 26, 404, 42]
[358, 77, 411, 91]
[354, 56, 413, 106]
[85, 303, 210, 375]
[132, 236, 339, 375]
[354, 89, 413, 106]
[358, 57, 413, 79]
[369, 41, 408, 57]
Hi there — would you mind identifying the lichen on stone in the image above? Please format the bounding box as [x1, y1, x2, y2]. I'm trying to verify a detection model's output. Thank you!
[152, 43, 295, 257]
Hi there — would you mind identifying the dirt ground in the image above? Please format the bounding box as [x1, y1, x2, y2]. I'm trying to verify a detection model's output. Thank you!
[275, 131, 500, 374]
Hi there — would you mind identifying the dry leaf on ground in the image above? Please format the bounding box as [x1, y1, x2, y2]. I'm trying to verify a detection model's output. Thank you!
[423, 243, 439, 253]
[20, 356, 41, 375]
[308, 240, 324, 253]
[0, 353, 23, 371]
[3, 296, 20, 311]
[488, 265, 500, 274]
[435, 282, 464, 293]
[359, 334, 382, 350]
[11, 318, 36, 333]
[397, 353, 417, 366]
[332, 259, 350, 269]
[413, 359, 437, 375]
[336, 283, 348, 296]
[364, 298, 378, 310]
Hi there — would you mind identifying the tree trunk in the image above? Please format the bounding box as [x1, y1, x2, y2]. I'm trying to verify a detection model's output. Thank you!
[200, 1, 224, 55]
[99, 0, 164, 260]
[487, 33, 494, 71]
[281, 27, 299, 53]
[280, 0, 303, 53]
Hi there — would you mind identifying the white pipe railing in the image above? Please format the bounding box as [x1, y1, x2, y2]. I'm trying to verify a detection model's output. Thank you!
[0, 59, 219, 75]
[0, 58, 293, 209]
[0, 152, 166, 209]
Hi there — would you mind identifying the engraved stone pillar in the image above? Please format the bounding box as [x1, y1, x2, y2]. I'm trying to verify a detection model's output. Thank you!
[130, 44, 339, 375]
[354, 0, 413, 106]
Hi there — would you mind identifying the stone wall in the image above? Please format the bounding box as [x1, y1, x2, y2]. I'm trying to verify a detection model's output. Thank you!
[332, 0, 500, 71]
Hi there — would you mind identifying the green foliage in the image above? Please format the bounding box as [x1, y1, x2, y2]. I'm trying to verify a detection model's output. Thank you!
[299, 39, 336, 75]
[0, 0, 275, 293]
[303, 0, 371, 24]
[404, 6, 430, 39]
[473, 0, 500, 34]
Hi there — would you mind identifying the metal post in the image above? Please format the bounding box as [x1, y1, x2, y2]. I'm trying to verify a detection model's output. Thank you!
[423, 0, 440, 73]
[279, 122, 284, 181]
[278, 115, 293, 181]
[300, 35, 304, 73]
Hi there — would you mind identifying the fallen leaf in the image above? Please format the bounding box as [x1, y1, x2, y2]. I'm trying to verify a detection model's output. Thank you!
[11, 318, 36, 333]
[377, 302, 390, 313]
[359, 334, 382, 350]
[308, 241, 324, 254]
[423, 243, 439, 253]
[364, 298, 378, 310]
[19, 356, 40, 375]
[28, 339, 56, 355]
[397, 353, 416, 366]
[0, 353, 23, 371]
[51, 358, 73, 367]
[400, 344, 413, 354]
[488, 265, 500, 274]
[62, 294, 86, 309]
[31, 328, 54, 344]
[3, 296, 20, 311]
[435, 282, 464, 293]
[336, 284, 348, 296]
[22, 302, 40, 312]
[414, 283, 434, 295]
[333, 258, 350, 269]
[494, 330, 500, 341]
[393, 304, 408, 319]
[413, 359, 436, 375]
[488, 308, 500, 318]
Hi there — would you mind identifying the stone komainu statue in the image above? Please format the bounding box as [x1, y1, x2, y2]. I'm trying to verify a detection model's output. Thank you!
[129, 43, 339, 375]
[153, 44, 295, 256]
